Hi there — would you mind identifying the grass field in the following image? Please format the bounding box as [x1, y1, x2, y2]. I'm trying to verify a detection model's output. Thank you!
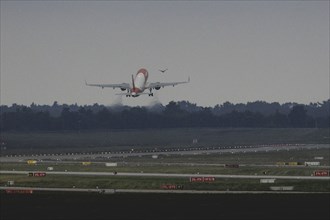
[81, 147, 330, 165]
[1, 128, 329, 154]
[1, 174, 329, 192]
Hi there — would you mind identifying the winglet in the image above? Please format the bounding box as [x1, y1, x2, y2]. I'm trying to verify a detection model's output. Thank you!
[188, 76, 190, 83]
[85, 80, 88, 86]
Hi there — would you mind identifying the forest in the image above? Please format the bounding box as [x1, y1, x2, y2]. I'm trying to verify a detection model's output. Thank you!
[0, 100, 329, 131]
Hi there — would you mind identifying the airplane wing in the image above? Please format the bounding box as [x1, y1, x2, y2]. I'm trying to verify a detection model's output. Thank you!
[146, 77, 190, 89]
[85, 81, 130, 90]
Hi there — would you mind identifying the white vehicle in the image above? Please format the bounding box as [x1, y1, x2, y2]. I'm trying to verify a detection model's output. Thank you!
[86, 68, 189, 97]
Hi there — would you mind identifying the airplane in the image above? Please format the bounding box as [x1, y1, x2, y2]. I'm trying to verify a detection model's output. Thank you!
[159, 68, 168, 73]
[85, 68, 190, 97]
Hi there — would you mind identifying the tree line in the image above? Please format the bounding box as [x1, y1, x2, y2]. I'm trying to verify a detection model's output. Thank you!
[0, 100, 329, 131]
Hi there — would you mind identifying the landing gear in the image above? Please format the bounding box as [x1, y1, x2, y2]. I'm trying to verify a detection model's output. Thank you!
[126, 89, 131, 97]
[149, 88, 153, 96]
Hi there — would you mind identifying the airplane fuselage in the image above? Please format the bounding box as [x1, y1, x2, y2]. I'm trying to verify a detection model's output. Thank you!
[131, 68, 149, 97]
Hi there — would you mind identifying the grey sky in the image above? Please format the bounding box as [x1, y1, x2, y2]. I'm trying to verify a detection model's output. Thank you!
[1, 1, 329, 107]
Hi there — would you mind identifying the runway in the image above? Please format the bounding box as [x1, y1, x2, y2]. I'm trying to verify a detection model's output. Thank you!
[2, 186, 328, 194]
[1, 170, 329, 180]
[2, 188, 329, 220]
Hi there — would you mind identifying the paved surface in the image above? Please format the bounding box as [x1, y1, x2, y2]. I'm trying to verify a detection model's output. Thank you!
[2, 186, 328, 194]
[1, 170, 329, 180]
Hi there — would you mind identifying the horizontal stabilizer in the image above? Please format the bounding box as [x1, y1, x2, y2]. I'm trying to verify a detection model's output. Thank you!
[115, 92, 151, 96]
[115, 93, 130, 96]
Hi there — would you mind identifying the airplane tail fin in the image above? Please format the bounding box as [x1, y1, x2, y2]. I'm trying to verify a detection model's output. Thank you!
[132, 74, 135, 89]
